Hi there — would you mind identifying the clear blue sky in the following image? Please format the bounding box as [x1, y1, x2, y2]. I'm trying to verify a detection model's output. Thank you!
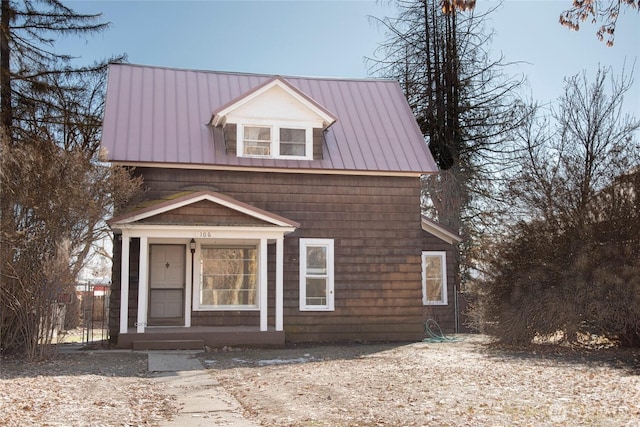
[62, 0, 639, 117]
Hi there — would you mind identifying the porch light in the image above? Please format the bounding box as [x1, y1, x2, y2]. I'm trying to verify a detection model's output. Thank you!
[190, 238, 196, 254]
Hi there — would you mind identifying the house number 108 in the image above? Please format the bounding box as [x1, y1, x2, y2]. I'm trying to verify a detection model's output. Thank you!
[198, 231, 213, 238]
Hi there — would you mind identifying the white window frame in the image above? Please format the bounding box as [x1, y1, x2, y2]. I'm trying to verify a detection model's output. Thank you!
[194, 243, 261, 311]
[242, 125, 272, 157]
[299, 238, 334, 311]
[236, 122, 312, 160]
[278, 126, 308, 157]
[421, 251, 448, 306]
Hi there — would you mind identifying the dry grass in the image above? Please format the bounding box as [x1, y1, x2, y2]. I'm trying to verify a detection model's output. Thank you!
[0, 351, 176, 426]
[1, 335, 639, 426]
[204, 335, 640, 426]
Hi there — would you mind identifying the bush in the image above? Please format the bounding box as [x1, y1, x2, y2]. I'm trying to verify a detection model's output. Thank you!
[475, 216, 640, 347]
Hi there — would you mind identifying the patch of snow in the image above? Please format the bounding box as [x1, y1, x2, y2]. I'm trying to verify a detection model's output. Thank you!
[256, 356, 316, 366]
[231, 356, 316, 366]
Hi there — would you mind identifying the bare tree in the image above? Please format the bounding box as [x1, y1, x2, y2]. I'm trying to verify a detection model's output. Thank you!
[0, 0, 140, 359]
[510, 67, 639, 228]
[476, 66, 640, 346]
[438, 0, 640, 46]
[559, 0, 640, 46]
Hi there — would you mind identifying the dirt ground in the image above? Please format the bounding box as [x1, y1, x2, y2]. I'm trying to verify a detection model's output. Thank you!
[203, 336, 640, 426]
[0, 350, 176, 426]
[1, 335, 640, 426]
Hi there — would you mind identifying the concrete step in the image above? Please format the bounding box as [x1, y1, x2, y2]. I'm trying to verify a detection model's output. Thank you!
[132, 339, 204, 350]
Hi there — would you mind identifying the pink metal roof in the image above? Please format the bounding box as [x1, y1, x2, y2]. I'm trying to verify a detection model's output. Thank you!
[101, 63, 438, 175]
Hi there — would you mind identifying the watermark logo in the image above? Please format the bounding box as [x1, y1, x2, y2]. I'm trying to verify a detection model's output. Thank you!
[548, 401, 567, 423]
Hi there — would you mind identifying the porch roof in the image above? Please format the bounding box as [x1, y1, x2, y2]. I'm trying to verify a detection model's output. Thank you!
[421, 215, 463, 245]
[109, 190, 300, 230]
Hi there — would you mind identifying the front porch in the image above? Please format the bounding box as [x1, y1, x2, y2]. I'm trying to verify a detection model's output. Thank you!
[108, 190, 300, 350]
[117, 326, 285, 350]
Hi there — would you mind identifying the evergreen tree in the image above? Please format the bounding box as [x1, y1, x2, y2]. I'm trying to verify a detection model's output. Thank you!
[0, 0, 139, 359]
[368, 0, 526, 293]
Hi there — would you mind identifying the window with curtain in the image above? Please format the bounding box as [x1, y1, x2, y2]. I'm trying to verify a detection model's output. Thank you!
[421, 251, 447, 305]
[200, 246, 258, 308]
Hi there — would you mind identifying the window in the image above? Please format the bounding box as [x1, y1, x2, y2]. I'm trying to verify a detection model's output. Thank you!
[199, 246, 258, 309]
[299, 239, 334, 311]
[243, 126, 271, 156]
[279, 128, 306, 156]
[239, 124, 310, 159]
[422, 251, 447, 305]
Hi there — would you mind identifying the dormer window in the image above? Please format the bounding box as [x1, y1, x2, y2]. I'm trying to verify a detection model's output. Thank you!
[210, 76, 337, 162]
[239, 124, 311, 159]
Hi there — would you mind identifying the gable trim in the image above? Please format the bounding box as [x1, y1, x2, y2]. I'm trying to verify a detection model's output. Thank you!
[210, 76, 337, 129]
[421, 215, 463, 245]
[109, 190, 300, 228]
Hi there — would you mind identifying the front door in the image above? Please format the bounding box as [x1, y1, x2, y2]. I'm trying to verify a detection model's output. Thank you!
[148, 244, 185, 326]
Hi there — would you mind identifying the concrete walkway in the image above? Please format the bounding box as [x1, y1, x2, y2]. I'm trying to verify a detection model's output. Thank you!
[147, 351, 260, 427]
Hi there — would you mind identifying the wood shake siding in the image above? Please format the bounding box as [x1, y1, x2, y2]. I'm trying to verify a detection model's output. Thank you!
[223, 123, 237, 154]
[123, 167, 439, 342]
[312, 128, 323, 160]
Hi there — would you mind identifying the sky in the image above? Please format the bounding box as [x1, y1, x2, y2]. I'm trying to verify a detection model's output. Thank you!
[60, 0, 639, 117]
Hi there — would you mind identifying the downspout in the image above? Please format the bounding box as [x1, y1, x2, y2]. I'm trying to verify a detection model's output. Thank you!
[454, 281, 459, 333]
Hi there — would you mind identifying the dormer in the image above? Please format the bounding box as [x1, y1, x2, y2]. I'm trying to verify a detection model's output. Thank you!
[210, 77, 337, 161]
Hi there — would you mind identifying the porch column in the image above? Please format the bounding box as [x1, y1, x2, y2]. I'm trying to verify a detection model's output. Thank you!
[136, 237, 149, 333]
[275, 236, 284, 331]
[260, 237, 268, 331]
[119, 234, 130, 334]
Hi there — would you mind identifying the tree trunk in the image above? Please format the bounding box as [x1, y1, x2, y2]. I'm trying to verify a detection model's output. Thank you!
[1, 0, 12, 133]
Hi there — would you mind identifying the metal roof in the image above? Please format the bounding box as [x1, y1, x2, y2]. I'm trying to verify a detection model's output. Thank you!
[101, 63, 438, 175]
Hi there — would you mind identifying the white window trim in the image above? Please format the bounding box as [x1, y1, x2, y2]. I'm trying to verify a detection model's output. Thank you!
[193, 242, 261, 311]
[242, 125, 272, 157]
[236, 122, 313, 160]
[299, 238, 334, 311]
[421, 251, 448, 306]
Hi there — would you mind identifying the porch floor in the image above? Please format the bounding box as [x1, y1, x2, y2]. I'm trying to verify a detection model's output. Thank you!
[117, 326, 285, 350]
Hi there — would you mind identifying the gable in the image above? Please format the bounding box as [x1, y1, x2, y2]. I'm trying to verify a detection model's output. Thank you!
[101, 64, 439, 176]
[210, 77, 336, 129]
[108, 190, 300, 230]
[229, 85, 321, 123]
[138, 200, 272, 227]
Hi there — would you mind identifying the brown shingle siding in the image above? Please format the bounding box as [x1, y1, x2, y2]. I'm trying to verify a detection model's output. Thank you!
[128, 167, 430, 342]
[111, 167, 457, 342]
[223, 123, 237, 154]
[312, 128, 324, 160]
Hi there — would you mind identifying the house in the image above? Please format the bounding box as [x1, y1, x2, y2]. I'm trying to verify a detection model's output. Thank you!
[102, 63, 461, 349]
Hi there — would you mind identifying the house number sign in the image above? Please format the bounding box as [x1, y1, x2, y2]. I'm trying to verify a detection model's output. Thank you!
[197, 231, 214, 238]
